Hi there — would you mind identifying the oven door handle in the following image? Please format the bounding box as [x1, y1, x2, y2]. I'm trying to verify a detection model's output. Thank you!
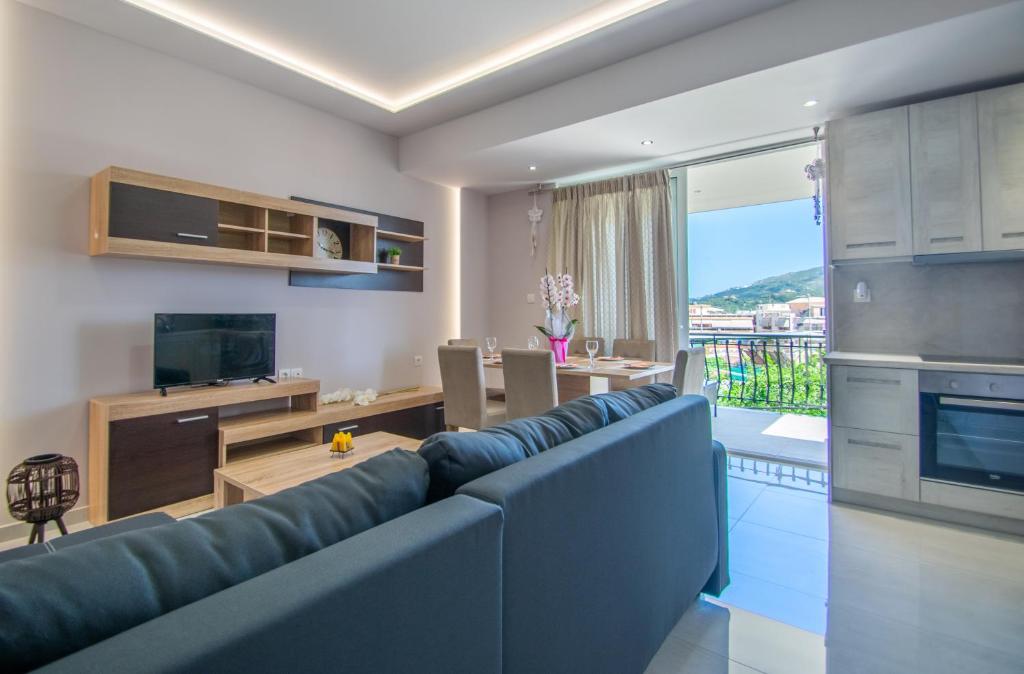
[939, 396, 1024, 412]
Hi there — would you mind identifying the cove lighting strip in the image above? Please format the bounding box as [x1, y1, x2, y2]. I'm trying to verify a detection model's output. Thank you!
[120, 0, 668, 113]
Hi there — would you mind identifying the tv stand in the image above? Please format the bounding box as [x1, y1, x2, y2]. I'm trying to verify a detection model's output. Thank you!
[252, 376, 277, 385]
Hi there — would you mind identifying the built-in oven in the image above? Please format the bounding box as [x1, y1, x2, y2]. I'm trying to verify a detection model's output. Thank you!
[920, 371, 1024, 494]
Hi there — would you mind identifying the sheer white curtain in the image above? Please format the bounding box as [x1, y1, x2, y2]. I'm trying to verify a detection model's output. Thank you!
[548, 170, 678, 363]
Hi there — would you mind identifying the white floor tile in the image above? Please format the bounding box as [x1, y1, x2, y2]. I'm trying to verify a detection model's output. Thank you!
[726, 478, 765, 521]
[717, 571, 827, 635]
[728, 521, 828, 598]
[660, 599, 825, 674]
[740, 489, 829, 541]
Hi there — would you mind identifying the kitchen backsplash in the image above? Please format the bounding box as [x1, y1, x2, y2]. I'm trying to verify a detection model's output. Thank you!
[831, 260, 1024, 359]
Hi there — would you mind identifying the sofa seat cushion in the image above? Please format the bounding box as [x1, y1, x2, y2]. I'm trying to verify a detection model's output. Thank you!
[0, 449, 428, 673]
[420, 384, 675, 502]
[596, 383, 677, 423]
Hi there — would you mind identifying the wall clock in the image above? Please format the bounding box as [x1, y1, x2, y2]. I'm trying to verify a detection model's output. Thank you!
[315, 225, 344, 259]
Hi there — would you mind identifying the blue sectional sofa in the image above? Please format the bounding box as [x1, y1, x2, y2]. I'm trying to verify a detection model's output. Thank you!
[0, 385, 727, 673]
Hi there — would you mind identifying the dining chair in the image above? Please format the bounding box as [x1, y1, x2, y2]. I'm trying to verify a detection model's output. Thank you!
[438, 345, 507, 430]
[446, 338, 505, 400]
[502, 348, 558, 419]
[673, 347, 720, 416]
[612, 339, 656, 361]
[569, 336, 606, 357]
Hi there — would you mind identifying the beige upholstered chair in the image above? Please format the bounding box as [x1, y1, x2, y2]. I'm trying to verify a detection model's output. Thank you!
[438, 345, 506, 430]
[446, 338, 505, 400]
[569, 336, 606, 357]
[612, 339, 656, 361]
[673, 347, 720, 415]
[502, 348, 558, 420]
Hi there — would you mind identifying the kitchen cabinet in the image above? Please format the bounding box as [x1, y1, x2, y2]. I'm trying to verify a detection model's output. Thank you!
[828, 107, 913, 261]
[910, 93, 982, 255]
[979, 82, 1024, 251]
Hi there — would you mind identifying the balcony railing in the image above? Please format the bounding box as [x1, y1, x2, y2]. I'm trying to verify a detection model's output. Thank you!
[689, 332, 827, 415]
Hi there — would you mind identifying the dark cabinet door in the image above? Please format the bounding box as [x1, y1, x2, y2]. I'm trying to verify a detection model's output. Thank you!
[108, 407, 218, 520]
[322, 404, 445, 444]
[109, 183, 218, 246]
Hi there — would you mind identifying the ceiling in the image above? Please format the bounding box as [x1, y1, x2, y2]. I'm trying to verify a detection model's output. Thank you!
[21, 0, 790, 134]
[400, 0, 1024, 192]
[21, 0, 1024, 194]
[687, 144, 817, 214]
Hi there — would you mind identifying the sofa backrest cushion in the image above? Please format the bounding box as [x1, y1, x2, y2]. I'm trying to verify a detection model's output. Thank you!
[596, 383, 676, 422]
[420, 384, 675, 502]
[0, 449, 428, 673]
[419, 429, 531, 503]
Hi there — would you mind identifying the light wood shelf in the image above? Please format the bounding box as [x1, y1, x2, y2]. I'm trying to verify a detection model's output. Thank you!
[220, 408, 322, 445]
[218, 223, 265, 234]
[226, 435, 319, 465]
[267, 230, 310, 239]
[377, 229, 426, 243]
[378, 262, 425, 272]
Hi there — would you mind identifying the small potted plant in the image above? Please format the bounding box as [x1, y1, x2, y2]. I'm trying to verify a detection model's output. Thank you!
[386, 246, 402, 265]
[535, 271, 580, 364]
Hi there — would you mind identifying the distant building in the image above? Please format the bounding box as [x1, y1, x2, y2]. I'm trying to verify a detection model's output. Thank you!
[689, 304, 754, 332]
[752, 297, 826, 333]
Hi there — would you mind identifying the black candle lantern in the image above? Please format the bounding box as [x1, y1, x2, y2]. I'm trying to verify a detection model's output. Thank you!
[6, 454, 80, 544]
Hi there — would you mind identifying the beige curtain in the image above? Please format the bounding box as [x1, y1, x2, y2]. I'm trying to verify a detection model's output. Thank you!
[548, 170, 678, 364]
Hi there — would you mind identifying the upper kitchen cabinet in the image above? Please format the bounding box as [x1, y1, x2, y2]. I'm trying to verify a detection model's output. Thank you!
[910, 93, 982, 255]
[828, 107, 913, 261]
[979, 83, 1024, 251]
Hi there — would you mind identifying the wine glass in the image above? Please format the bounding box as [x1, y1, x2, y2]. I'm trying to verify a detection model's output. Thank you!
[485, 337, 497, 360]
[586, 340, 599, 369]
[527, 335, 540, 350]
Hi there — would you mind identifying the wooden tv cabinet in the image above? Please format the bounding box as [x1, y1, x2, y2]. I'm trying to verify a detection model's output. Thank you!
[88, 380, 444, 524]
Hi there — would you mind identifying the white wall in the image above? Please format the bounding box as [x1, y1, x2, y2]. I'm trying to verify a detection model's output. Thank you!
[459, 189, 489, 340]
[485, 189, 553, 351]
[0, 3, 476, 528]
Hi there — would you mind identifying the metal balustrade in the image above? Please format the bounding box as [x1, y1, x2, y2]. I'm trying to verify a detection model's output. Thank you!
[690, 332, 827, 414]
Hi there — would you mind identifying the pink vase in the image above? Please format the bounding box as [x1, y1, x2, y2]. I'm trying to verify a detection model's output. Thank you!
[549, 337, 568, 364]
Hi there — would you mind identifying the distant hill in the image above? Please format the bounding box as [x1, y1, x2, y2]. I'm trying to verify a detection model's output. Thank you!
[692, 267, 824, 313]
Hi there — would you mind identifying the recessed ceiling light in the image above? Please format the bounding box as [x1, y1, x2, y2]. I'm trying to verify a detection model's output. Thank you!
[529, 165, 537, 171]
[803, 99, 819, 107]
[640, 139, 655, 146]
[120, 0, 670, 113]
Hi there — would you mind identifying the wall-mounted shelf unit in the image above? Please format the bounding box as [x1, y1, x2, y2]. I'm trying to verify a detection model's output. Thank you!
[90, 167, 378, 275]
[291, 197, 426, 292]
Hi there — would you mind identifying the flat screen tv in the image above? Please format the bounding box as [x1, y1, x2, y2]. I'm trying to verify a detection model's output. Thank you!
[154, 314, 276, 391]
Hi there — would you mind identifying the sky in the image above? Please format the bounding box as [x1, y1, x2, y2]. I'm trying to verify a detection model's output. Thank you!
[687, 198, 824, 298]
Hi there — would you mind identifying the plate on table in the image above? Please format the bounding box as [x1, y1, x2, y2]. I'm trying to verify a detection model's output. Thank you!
[623, 361, 654, 370]
[556, 363, 580, 370]
[596, 356, 625, 362]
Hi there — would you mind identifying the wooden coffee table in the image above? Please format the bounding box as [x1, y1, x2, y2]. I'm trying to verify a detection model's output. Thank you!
[213, 431, 421, 507]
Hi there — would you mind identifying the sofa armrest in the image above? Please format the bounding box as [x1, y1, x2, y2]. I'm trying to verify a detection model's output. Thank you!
[39, 496, 503, 674]
[459, 395, 720, 674]
[703, 440, 730, 596]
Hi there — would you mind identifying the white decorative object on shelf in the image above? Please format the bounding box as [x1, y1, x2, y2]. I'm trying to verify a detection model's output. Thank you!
[353, 389, 378, 406]
[320, 387, 354, 405]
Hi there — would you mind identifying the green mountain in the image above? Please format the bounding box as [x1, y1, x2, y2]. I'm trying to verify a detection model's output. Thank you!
[692, 267, 824, 313]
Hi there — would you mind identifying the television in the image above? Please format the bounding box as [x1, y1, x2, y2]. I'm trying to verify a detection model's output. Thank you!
[154, 314, 276, 391]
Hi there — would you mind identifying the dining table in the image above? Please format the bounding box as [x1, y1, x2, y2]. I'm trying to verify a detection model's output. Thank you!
[483, 354, 675, 404]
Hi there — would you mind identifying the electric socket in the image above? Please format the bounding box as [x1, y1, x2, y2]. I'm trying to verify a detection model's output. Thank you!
[278, 369, 291, 380]
[413, 355, 423, 367]
[526, 293, 536, 304]
[290, 367, 304, 379]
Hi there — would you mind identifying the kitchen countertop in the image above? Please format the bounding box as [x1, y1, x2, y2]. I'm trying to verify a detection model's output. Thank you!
[825, 351, 1024, 376]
